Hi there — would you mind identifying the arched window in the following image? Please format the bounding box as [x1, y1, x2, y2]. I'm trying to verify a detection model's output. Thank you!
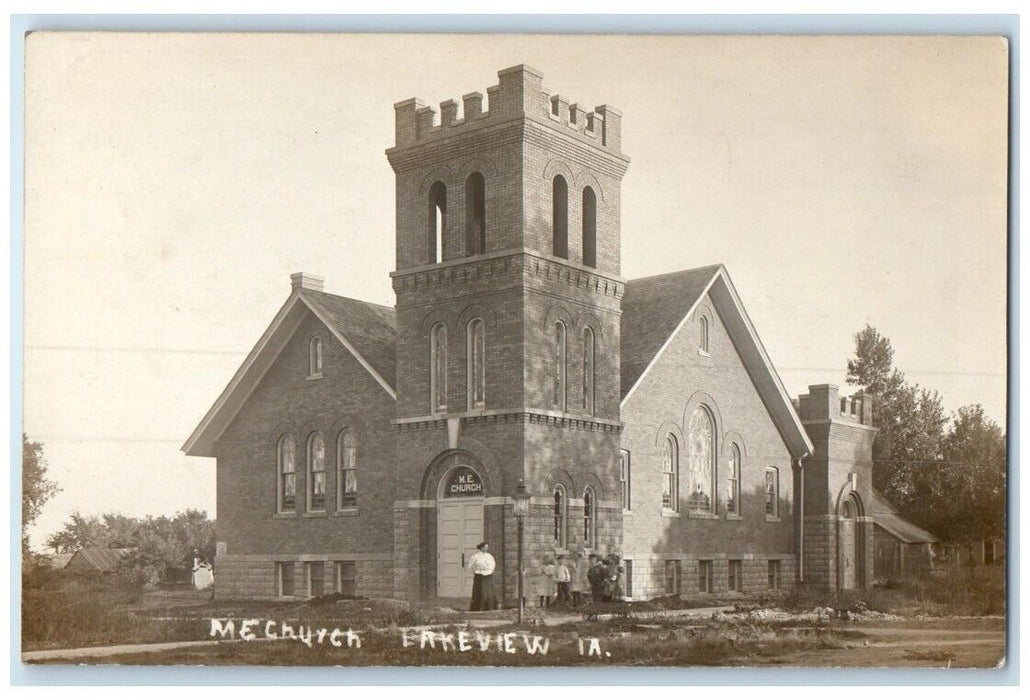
[277, 435, 296, 512]
[552, 175, 568, 259]
[581, 327, 595, 414]
[582, 186, 596, 268]
[553, 484, 567, 546]
[307, 433, 326, 511]
[467, 319, 485, 410]
[309, 337, 323, 377]
[465, 172, 486, 255]
[553, 321, 567, 411]
[662, 435, 678, 511]
[687, 408, 716, 513]
[765, 467, 779, 518]
[428, 181, 447, 264]
[699, 316, 710, 354]
[583, 487, 596, 548]
[727, 444, 741, 516]
[430, 323, 447, 413]
[337, 429, 357, 508]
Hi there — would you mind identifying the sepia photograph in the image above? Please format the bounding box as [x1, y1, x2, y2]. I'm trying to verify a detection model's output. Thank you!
[19, 30, 1010, 672]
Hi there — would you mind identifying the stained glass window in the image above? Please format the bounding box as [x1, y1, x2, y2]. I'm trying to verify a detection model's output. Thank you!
[278, 435, 296, 512]
[308, 433, 326, 511]
[687, 408, 714, 513]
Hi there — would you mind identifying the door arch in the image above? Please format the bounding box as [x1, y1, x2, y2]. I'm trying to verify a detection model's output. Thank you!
[436, 464, 484, 598]
[839, 495, 861, 589]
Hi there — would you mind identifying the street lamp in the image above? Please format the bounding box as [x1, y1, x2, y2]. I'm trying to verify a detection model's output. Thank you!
[512, 480, 531, 625]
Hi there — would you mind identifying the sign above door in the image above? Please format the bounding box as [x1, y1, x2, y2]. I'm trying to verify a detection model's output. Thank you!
[442, 466, 484, 498]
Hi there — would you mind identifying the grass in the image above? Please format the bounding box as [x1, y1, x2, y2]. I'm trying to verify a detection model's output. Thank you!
[781, 566, 1005, 617]
[21, 569, 209, 651]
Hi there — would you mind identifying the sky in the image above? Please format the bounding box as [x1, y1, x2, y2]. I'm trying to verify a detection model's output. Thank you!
[22, 33, 1009, 550]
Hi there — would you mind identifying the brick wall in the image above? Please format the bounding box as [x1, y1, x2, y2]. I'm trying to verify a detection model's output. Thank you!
[798, 384, 878, 588]
[213, 555, 392, 600]
[214, 312, 397, 599]
[620, 290, 797, 597]
[385, 65, 628, 604]
[624, 555, 796, 601]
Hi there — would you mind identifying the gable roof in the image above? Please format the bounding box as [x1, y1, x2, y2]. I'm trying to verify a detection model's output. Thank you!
[45, 552, 74, 569]
[182, 288, 396, 458]
[620, 264, 814, 460]
[302, 290, 397, 388]
[870, 490, 939, 544]
[620, 265, 722, 398]
[65, 547, 132, 572]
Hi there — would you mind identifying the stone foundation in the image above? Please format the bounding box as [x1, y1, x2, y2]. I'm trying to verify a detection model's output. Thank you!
[213, 554, 393, 600]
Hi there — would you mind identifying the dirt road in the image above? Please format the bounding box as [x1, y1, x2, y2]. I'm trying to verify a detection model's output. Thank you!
[746, 619, 1006, 668]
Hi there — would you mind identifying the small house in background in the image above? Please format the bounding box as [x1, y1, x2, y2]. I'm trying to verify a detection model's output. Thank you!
[64, 547, 132, 574]
[870, 491, 939, 580]
[43, 552, 73, 570]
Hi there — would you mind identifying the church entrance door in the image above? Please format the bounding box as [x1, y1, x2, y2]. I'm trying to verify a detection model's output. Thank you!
[437, 466, 485, 599]
[840, 501, 857, 589]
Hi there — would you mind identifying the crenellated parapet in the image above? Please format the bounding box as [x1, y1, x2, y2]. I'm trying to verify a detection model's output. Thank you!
[391, 64, 624, 157]
[796, 384, 874, 427]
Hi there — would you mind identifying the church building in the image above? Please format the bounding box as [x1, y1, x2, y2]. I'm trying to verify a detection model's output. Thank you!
[183, 65, 919, 602]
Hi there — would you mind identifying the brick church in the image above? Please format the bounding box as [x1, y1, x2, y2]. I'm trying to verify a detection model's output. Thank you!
[183, 65, 936, 602]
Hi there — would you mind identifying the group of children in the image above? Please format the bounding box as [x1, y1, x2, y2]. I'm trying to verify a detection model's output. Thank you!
[528, 551, 625, 608]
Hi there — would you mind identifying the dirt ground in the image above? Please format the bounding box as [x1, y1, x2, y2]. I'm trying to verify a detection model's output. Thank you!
[741, 619, 1005, 668]
[24, 614, 1005, 668]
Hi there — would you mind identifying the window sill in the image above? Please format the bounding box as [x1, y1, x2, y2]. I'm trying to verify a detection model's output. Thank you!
[697, 349, 710, 357]
[622, 509, 633, 516]
[334, 508, 359, 516]
[765, 516, 782, 523]
[661, 509, 680, 518]
[301, 511, 327, 518]
[688, 511, 719, 520]
[725, 513, 743, 521]
[273, 511, 297, 519]
[307, 373, 324, 381]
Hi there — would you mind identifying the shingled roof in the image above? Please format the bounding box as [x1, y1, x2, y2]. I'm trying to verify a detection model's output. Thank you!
[65, 547, 132, 573]
[302, 290, 396, 388]
[620, 265, 722, 398]
[182, 282, 397, 458]
[619, 263, 814, 459]
[870, 490, 939, 544]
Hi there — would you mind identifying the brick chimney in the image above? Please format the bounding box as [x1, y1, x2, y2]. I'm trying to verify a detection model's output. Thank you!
[290, 272, 324, 293]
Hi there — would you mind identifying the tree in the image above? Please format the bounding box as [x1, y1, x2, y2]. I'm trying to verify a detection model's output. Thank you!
[846, 325, 945, 510]
[44, 508, 217, 589]
[846, 325, 906, 398]
[45, 512, 110, 553]
[937, 404, 1006, 541]
[846, 325, 1006, 543]
[173, 509, 217, 564]
[22, 435, 60, 558]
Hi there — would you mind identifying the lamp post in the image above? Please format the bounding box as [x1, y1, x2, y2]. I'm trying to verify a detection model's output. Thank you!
[511, 480, 531, 625]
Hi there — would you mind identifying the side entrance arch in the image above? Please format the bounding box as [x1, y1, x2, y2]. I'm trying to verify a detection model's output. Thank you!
[838, 493, 865, 590]
[436, 465, 485, 598]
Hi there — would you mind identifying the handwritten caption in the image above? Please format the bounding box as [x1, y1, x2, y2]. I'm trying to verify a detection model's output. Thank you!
[209, 618, 610, 658]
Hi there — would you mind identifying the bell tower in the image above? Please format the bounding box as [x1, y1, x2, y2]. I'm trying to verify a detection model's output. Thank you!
[386, 65, 630, 602]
